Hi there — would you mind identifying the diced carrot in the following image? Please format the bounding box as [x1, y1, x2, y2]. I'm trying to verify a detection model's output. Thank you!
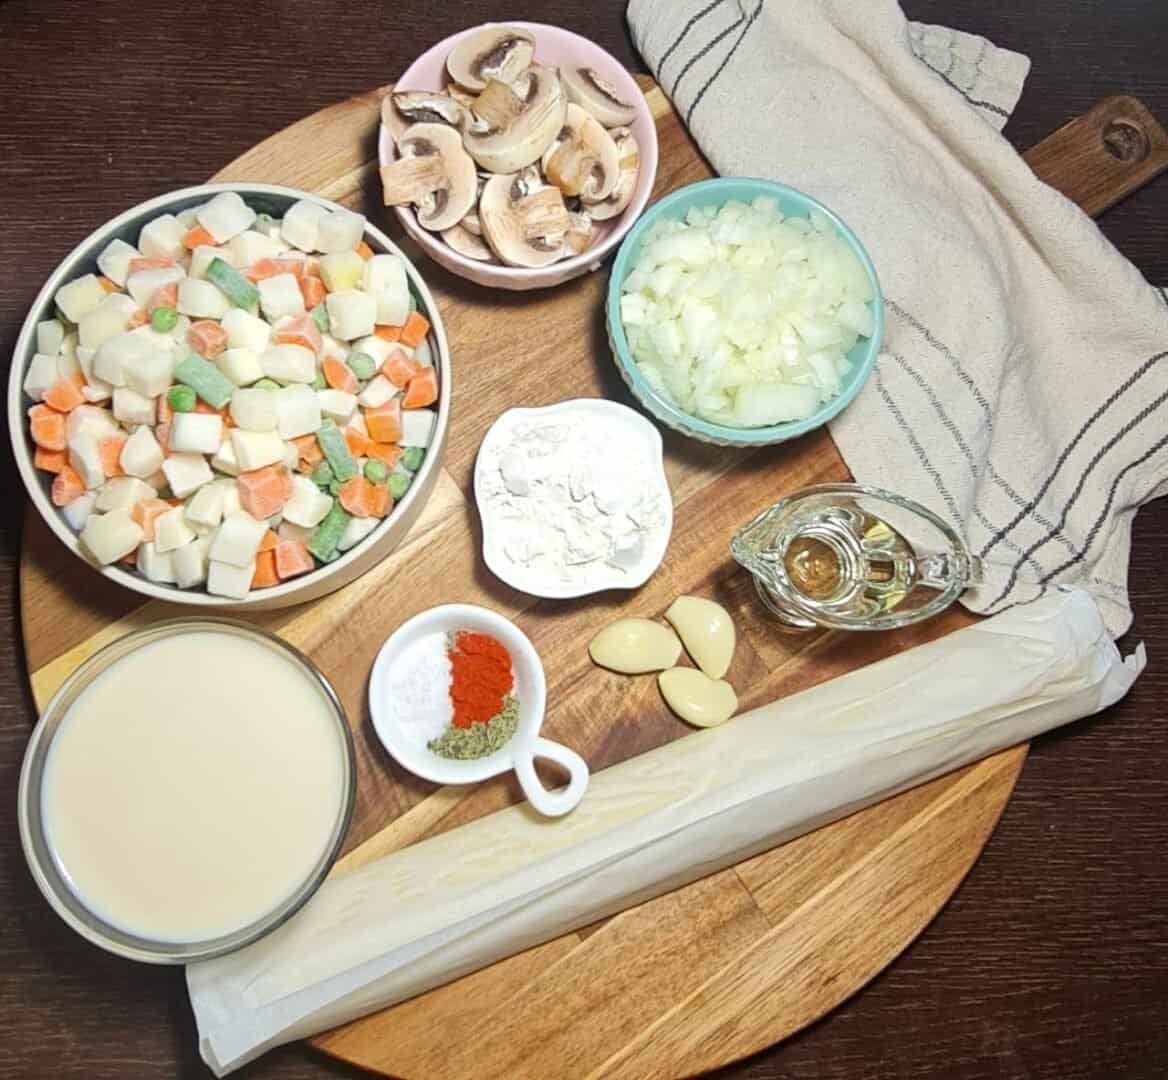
[34, 447, 68, 473]
[355, 240, 374, 260]
[156, 422, 171, 454]
[245, 258, 282, 283]
[374, 324, 402, 343]
[364, 399, 402, 444]
[365, 442, 402, 469]
[299, 274, 327, 308]
[43, 376, 86, 413]
[301, 255, 321, 278]
[99, 434, 127, 478]
[291, 434, 323, 472]
[28, 403, 67, 451]
[252, 549, 280, 588]
[127, 308, 150, 329]
[98, 276, 119, 293]
[322, 356, 358, 394]
[192, 398, 225, 416]
[131, 498, 173, 542]
[274, 539, 315, 580]
[403, 367, 438, 409]
[188, 320, 228, 358]
[166, 496, 185, 507]
[399, 311, 430, 349]
[273, 314, 323, 355]
[344, 427, 370, 457]
[369, 483, 392, 519]
[51, 465, 84, 507]
[381, 349, 420, 388]
[157, 395, 173, 424]
[127, 256, 175, 274]
[280, 466, 294, 500]
[238, 465, 292, 520]
[258, 530, 279, 552]
[275, 255, 310, 278]
[337, 476, 377, 518]
[147, 282, 179, 314]
[182, 224, 216, 249]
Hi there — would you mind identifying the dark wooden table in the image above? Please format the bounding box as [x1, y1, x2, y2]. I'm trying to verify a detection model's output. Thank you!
[2, 2, 1166, 1077]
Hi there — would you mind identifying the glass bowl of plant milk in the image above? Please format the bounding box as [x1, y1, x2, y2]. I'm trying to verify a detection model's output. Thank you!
[18, 618, 355, 963]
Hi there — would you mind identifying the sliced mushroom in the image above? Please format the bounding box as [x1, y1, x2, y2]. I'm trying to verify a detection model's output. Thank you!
[441, 223, 495, 262]
[561, 67, 638, 128]
[587, 127, 639, 221]
[447, 25, 535, 92]
[446, 83, 479, 111]
[479, 172, 574, 268]
[470, 79, 526, 131]
[380, 123, 477, 232]
[540, 104, 620, 203]
[564, 210, 594, 255]
[460, 175, 489, 236]
[462, 65, 566, 174]
[381, 91, 466, 144]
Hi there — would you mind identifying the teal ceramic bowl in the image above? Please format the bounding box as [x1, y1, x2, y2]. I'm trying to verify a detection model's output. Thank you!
[605, 177, 884, 447]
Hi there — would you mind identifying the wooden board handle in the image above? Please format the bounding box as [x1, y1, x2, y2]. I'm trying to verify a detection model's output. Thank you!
[1023, 95, 1168, 216]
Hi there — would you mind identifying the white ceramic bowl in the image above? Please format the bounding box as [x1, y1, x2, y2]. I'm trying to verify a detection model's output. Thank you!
[369, 604, 589, 816]
[8, 182, 452, 611]
[379, 21, 659, 291]
[474, 398, 673, 598]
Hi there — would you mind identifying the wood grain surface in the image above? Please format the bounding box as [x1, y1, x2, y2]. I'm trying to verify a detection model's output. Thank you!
[1, 3, 1167, 1080]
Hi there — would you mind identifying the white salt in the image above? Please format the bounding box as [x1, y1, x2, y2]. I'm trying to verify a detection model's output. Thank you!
[383, 631, 452, 747]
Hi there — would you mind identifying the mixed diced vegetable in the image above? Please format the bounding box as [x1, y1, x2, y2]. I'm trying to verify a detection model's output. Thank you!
[23, 193, 440, 599]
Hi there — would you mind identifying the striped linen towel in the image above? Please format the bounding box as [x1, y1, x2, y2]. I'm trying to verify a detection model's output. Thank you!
[627, 0, 1168, 636]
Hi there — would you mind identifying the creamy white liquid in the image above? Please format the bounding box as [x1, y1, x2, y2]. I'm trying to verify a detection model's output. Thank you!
[41, 631, 347, 944]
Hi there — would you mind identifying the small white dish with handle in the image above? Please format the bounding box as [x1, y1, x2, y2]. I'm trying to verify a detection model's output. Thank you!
[368, 603, 588, 817]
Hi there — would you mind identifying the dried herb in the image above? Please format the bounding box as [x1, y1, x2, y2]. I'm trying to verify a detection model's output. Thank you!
[428, 696, 519, 760]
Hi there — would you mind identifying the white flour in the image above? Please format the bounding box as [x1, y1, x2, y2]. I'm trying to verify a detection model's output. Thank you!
[477, 411, 669, 593]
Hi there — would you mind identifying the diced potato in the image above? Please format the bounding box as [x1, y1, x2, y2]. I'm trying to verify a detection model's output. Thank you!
[260, 343, 315, 384]
[22, 353, 60, 401]
[177, 278, 231, 320]
[282, 475, 333, 528]
[173, 536, 210, 588]
[277, 520, 313, 545]
[197, 192, 257, 244]
[220, 308, 271, 354]
[209, 509, 267, 567]
[316, 209, 365, 254]
[318, 250, 365, 293]
[62, 491, 97, 532]
[400, 408, 436, 448]
[207, 558, 255, 600]
[230, 429, 286, 471]
[257, 273, 305, 321]
[122, 347, 174, 398]
[319, 333, 348, 363]
[228, 229, 284, 266]
[337, 514, 378, 552]
[162, 451, 214, 497]
[36, 319, 66, 356]
[189, 244, 235, 280]
[125, 265, 185, 307]
[170, 412, 223, 454]
[351, 334, 395, 365]
[185, 481, 226, 527]
[274, 384, 321, 439]
[357, 375, 397, 409]
[317, 388, 357, 424]
[65, 404, 120, 442]
[80, 508, 143, 565]
[326, 290, 376, 341]
[138, 214, 187, 261]
[78, 293, 138, 350]
[230, 387, 279, 432]
[120, 425, 165, 479]
[138, 541, 177, 584]
[56, 275, 107, 323]
[210, 436, 240, 476]
[154, 506, 197, 552]
[215, 347, 265, 387]
[281, 199, 329, 252]
[364, 254, 410, 326]
[112, 386, 155, 426]
[96, 238, 141, 287]
[68, 431, 105, 489]
[95, 476, 155, 512]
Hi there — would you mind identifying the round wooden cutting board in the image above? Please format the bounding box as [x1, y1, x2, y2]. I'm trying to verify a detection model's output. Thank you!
[21, 77, 1159, 1079]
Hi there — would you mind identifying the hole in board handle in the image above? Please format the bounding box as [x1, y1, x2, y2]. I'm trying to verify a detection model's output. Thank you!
[1102, 119, 1150, 163]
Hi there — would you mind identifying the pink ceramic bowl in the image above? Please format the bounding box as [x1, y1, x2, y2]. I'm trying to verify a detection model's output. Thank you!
[379, 21, 659, 291]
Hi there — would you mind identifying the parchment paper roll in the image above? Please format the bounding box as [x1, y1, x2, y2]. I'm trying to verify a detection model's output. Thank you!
[188, 589, 1142, 1075]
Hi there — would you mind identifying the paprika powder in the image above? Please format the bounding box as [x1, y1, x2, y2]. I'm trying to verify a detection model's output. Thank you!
[448, 631, 513, 729]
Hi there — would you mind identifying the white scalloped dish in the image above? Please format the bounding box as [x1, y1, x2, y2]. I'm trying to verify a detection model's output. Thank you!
[473, 399, 673, 599]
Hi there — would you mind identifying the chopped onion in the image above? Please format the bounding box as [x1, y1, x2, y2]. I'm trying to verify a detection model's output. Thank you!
[619, 196, 875, 428]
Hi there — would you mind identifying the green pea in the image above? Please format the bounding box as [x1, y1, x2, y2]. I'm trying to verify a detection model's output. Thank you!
[167, 385, 197, 413]
[311, 371, 326, 391]
[347, 351, 377, 380]
[255, 212, 276, 230]
[253, 378, 281, 391]
[311, 461, 335, 489]
[151, 306, 179, 332]
[388, 471, 411, 500]
[310, 303, 330, 335]
[401, 446, 424, 472]
[363, 459, 388, 485]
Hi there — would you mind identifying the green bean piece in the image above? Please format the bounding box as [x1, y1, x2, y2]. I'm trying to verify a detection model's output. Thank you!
[311, 461, 335, 489]
[308, 501, 350, 562]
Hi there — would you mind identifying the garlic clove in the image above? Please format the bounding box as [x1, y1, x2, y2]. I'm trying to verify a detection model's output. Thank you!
[664, 596, 736, 679]
[658, 667, 738, 728]
[589, 618, 681, 674]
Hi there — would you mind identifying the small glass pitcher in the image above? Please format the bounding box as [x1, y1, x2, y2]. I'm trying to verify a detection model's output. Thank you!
[731, 483, 983, 631]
